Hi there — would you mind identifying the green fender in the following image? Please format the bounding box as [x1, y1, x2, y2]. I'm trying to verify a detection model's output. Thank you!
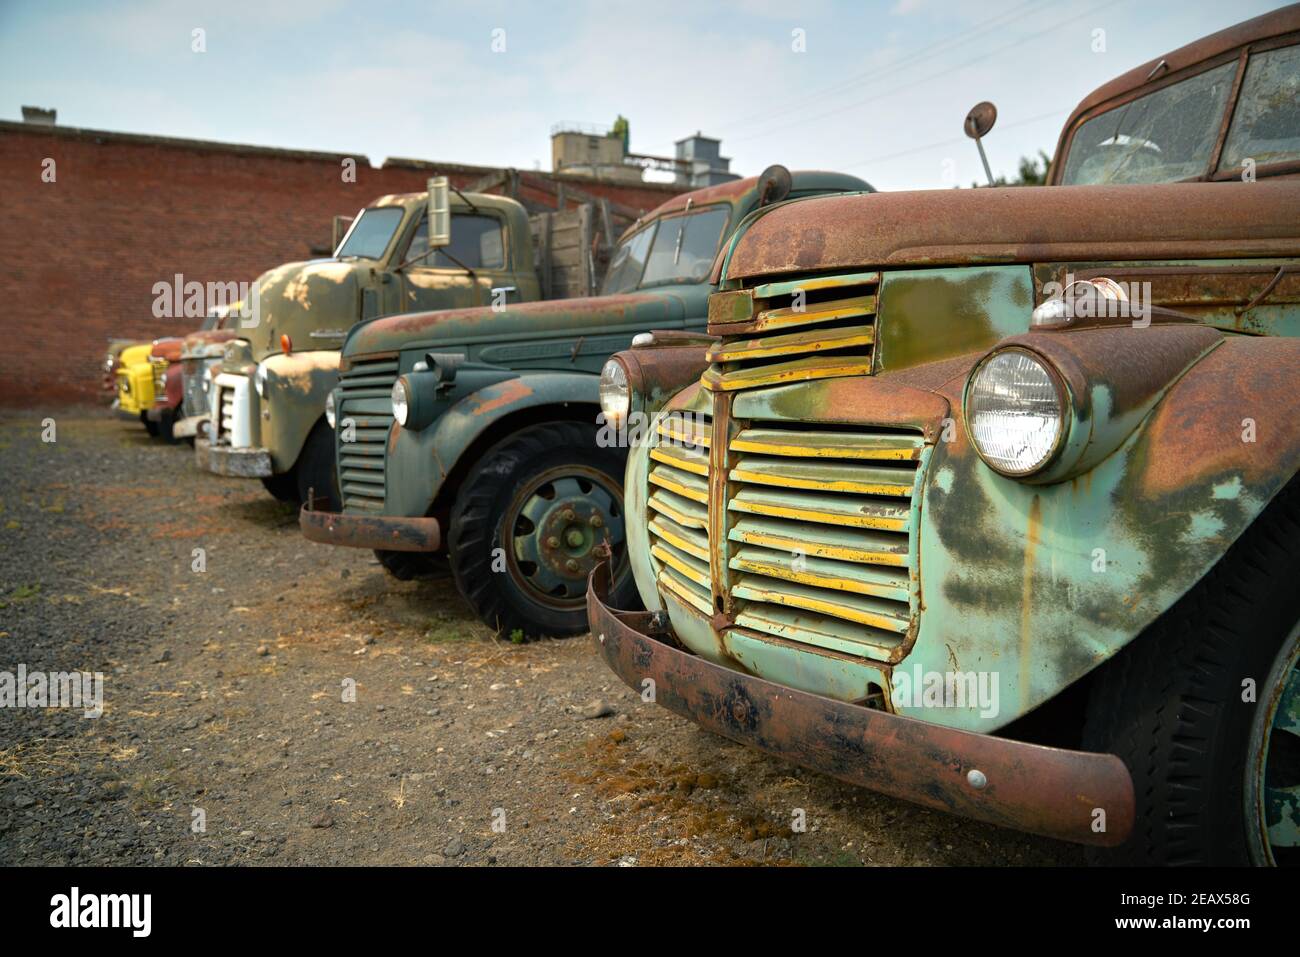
[908, 332, 1300, 730]
[385, 371, 599, 517]
[261, 351, 339, 474]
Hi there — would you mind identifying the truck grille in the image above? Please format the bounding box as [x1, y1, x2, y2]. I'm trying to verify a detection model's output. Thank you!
[704, 272, 879, 390]
[337, 356, 399, 512]
[646, 410, 714, 615]
[182, 358, 218, 419]
[218, 386, 235, 442]
[725, 424, 923, 661]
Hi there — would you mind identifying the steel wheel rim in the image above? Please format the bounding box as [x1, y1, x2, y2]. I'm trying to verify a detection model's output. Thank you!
[1246, 620, 1300, 866]
[504, 464, 628, 612]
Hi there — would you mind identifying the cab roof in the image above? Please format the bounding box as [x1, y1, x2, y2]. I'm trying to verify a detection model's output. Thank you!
[1050, 5, 1300, 183]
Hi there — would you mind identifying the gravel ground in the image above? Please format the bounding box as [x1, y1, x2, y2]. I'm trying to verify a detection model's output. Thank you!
[0, 408, 1079, 866]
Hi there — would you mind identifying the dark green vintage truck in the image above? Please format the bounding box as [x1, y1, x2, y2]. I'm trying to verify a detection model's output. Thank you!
[196, 182, 547, 507]
[589, 7, 1300, 866]
[299, 171, 873, 639]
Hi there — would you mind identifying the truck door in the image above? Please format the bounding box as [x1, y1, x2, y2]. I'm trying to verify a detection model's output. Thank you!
[397, 211, 521, 315]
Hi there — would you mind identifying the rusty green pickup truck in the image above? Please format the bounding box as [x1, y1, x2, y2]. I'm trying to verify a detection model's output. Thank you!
[590, 7, 1300, 866]
[300, 170, 873, 640]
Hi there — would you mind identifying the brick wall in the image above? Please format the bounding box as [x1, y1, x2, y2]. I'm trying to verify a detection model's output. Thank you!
[0, 122, 684, 404]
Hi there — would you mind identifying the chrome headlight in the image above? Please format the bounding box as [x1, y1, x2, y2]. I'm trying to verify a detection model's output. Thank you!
[325, 390, 337, 429]
[391, 378, 410, 427]
[254, 362, 268, 397]
[965, 348, 1066, 477]
[599, 358, 630, 426]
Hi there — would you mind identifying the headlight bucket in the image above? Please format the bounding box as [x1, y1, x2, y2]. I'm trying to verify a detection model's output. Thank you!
[964, 347, 1069, 479]
[391, 372, 440, 431]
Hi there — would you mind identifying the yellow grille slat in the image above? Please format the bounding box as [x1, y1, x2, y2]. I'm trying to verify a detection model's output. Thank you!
[731, 456, 916, 497]
[649, 442, 709, 477]
[708, 325, 874, 363]
[729, 486, 914, 535]
[648, 517, 709, 562]
[729, 513, 910, 559]
[733, 606, 904, 658]
[729, 547, 910, 603]
[648, 464, 709, 504]
[732, 428, 923, 462]
[750, 294, 876, 333]
[648, 488, 708, 530]
[651, 541, 711, 589]
[732, 576, 910, 634]
[656, 414, 712, 449]
[704, 355, 873, 392]
[658, 568, 713, 615]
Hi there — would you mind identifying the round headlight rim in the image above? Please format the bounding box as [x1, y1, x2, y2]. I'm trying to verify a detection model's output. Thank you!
[598, 356, 633, 427]
[962, 345, 1070, 479]
[391, 377, 410, 427]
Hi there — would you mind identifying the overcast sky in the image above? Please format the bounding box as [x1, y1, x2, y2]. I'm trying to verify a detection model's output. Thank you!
[1, 0, 1287, 190]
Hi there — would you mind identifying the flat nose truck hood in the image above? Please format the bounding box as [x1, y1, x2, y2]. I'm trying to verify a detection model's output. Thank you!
[244, 259, 361, 361]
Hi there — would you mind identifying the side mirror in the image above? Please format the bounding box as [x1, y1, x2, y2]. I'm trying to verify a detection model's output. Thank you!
[756, 164, 793, 207]
[963, 102, 998, 187]
[427, 176, 452, 249]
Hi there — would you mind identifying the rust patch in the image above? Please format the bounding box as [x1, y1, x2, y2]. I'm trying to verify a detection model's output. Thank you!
[468, 378, 534, 417]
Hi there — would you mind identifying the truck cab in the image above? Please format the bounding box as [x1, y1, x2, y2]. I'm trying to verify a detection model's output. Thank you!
[589, 7, 1300, 866]
[299, 171, 874, 640]
[196, 184, 542, 507]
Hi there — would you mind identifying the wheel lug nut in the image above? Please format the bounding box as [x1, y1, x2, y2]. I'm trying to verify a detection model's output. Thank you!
[546, 536, 560, 549]
[590, 515, 604, 528]
[565, 559, 580, 572]
[562, 509, 577, 522]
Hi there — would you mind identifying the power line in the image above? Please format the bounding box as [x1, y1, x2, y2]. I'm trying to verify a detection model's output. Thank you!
[713, 0, 1050, 134]
[726, 0, 1126, 147]
[839, 106, 1066, 170]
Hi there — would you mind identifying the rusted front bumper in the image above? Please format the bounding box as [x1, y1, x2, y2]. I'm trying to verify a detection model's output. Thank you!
[587, 576, 1135, 848]
[196, 439, 273, 477]
[172, 414, 209, 440]
[299, 505, 441, 552]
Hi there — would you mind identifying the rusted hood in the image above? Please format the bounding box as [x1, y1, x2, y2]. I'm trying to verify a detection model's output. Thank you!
[717, 181, 1300, 282]
[346, 291, 687, 356]
[150, 337, 184, 362]
[181, 328, 238, 359]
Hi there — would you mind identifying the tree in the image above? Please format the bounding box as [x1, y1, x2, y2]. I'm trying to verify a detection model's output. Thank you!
[969, 150, 1051, 187]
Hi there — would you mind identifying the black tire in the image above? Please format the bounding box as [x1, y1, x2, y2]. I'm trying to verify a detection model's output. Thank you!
[1082, 477, 1300, 866]
[374, 549, 450, 581]
[260, 472, 300, 504]
[447, 421, 639, 640]
[141, 412, 158, 437]
[295, 418, 341, 512]
[157, 408, 177, 444]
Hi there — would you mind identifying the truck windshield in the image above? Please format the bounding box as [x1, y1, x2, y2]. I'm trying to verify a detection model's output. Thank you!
[1060, 61, 1236, 185]
[1218, 45, 1300, 171]
[336, 207, 404, 260]
[601, 205, 730, 294]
